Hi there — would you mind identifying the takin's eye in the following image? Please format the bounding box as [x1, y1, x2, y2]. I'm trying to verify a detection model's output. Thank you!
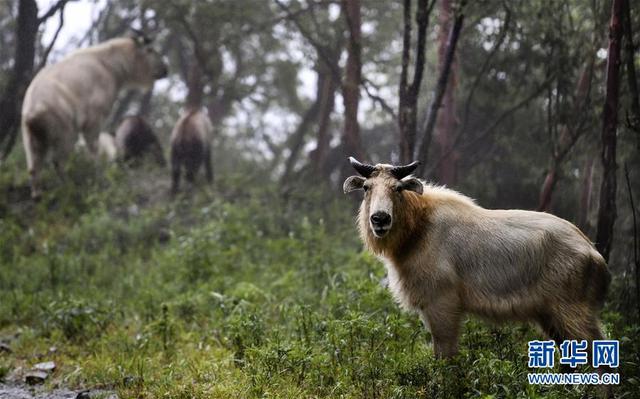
[363, 184, 371, 192]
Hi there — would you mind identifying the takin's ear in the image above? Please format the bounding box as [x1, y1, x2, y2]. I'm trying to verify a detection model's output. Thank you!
[398, 177, 423, 195]
[343, 176, 365, 194]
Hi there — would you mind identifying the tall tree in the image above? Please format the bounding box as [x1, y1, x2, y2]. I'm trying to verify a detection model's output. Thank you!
[341, 0, 365, 161]
[623, 0, 640, 147]
[434, 0, 459, 184]
[0, 0, 75, 159]
[310, 57, 340, 175]
[0, 0, 38, 159]
[416, 1, 465, 175]
[397, 0, 434, 163]
[596, 0, 625, 261]
[537, 59, 595, 211]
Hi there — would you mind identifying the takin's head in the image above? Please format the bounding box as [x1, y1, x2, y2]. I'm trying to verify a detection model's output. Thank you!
[343, 157, 423, 238]
[127, 29, 168, 85]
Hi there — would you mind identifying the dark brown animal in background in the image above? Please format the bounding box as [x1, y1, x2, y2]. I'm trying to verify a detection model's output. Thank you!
[115, 115, 166, 167]
[344, 157, 610, 364]
[170, 108, 213, 194]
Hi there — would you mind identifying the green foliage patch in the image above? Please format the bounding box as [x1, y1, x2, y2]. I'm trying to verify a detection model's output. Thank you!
[0, 161, 638, 398]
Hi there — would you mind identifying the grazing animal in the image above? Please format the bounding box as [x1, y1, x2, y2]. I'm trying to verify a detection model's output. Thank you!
[115, 115, 166, 166]
[343, 157, 611, 361]
[170, 108, 213, 194]
[21, 32, 168, 198]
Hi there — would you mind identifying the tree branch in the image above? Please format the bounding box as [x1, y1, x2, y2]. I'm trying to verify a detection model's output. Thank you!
[409, 0, 436, 96]
[362, 77, 397, 119]
[425, 74, 555, 177]
[460, 6, 510, 137]
[623, 163, 640, 320]
[37, 2, 66, 70]
[274, 0, 342, 82]
[37, 0, 76, 24]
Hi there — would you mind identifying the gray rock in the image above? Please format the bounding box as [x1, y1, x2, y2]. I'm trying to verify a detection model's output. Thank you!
[24, 371, 48, 385]
[0, 383, 118, 399]
[33, 362, 56, 373]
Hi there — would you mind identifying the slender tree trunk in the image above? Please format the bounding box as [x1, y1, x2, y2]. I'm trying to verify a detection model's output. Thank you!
[186, 62, 204, 109]
[311, 60, 339, 175]
[281, 93, 322, 183]
[623, 0, 640, 148]
[434, 0, 459, 184]
[398, 0, 413, 162]
[416, 5, 464, 175]
[341, 0, 365, 161]
[0, 0, 39, 159]
[538, 166, 558, 212]
[595, 0, 624, 261]
[398, 0, 432, 163]
[578, 156, 595, 231]
[537, 60, 594, 212]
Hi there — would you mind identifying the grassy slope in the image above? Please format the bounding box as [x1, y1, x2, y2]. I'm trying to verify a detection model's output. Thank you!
[0, 157, 638, 398]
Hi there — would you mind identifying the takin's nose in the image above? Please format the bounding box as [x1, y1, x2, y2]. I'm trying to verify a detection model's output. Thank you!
[370, 212, 391, 228]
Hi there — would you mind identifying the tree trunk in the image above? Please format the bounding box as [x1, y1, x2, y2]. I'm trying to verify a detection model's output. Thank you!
[578, 157, 595, 231]
[623, 0, 640, 148]
[186, 62, 205, 109]
[0, 0, 39, 159]
[538, 166, 558, 212]
[281, 93, 322, 183]
[341, 0, 365, 161]
[434, 0, 459, 184]
[311, 60, 339, 175]
[595, 0, 624, 261]
[416, 5, 464, 175]
[536, 60, 594, 212]
[398, 0, 432, 163]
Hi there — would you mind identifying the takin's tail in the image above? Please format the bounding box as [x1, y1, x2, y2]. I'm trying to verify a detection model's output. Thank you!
[584, 252, 611, 310]
[23, 114, 50, 168]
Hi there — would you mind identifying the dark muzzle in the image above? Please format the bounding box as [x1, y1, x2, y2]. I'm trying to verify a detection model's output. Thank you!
[370, 212, 391, 228]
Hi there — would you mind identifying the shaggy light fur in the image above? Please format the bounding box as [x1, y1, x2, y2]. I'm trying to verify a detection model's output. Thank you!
[21, 36, 167, 198]
[348, 165, 610, 360]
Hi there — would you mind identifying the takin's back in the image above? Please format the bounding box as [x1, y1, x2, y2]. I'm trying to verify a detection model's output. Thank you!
[22, 39, 135, 129]
[428, 198, 609, 319]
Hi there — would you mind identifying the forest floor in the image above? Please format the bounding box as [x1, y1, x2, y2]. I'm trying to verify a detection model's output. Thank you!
[0, 383, 115, 399]
[0, 155, 638, 398]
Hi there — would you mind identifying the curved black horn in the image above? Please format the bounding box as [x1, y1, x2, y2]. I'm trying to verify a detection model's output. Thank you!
[349, 157, 376, 178]
[390, 161, 420, 180]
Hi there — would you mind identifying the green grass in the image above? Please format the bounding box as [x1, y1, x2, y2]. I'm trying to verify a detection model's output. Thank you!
[0, 157, 638, 398]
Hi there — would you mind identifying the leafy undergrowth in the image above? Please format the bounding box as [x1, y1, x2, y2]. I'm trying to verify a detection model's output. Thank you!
[0, 158, 638, 398]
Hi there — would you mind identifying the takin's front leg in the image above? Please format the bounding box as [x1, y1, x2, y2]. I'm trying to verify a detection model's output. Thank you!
[420, 295, 463, 359]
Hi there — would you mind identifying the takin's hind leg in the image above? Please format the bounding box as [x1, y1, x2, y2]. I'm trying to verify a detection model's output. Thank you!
[542, 304, 613, 397]
[171, 162, 181, 196]
[23, 129, 46, 200]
